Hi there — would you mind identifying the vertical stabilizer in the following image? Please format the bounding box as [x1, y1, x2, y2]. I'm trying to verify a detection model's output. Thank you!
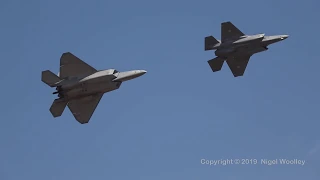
[50, 99, 68, 117]
[42, 70, 61, 87]
[205, 36, 220, 51]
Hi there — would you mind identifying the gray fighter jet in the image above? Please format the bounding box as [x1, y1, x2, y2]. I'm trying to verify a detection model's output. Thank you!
[205, 21, 288, 77]
[41, 52, 147, 124]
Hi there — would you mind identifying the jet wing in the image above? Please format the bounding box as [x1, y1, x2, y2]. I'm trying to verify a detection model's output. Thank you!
[59, 52, 97, 79]
[226, 55, 251, 77]
[67, 94, 103, 124]
[221, 22, 245, 42]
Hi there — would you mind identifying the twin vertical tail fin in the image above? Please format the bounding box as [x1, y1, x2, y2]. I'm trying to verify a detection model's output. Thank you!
[41, 70, 61, 87]
[205, 36, 220, 51]
[42, 70, 67, 117]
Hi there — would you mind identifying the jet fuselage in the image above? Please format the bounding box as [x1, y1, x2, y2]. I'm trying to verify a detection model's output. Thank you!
[211, 34, 289, 57]
[55, 69, 146, 100]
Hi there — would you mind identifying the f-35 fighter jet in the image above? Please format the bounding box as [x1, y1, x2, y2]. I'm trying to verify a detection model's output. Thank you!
[41, 52, 147, 124]
[205, 21, 288, 77]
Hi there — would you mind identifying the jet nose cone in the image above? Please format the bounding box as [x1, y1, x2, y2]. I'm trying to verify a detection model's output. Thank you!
[280, 35, 289, 40]
[136, 70, 147, 75]
[112, 70, 147, 82]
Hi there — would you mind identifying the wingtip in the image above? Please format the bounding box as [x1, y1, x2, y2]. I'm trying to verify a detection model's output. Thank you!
[79, 121, 89, 124]
[62, 52, 71, 55]
[222, 21, 231, 24]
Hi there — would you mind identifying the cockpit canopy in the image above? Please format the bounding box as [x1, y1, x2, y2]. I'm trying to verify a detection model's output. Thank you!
[239, 35, 248, 39]
[101, 69, 119, 75]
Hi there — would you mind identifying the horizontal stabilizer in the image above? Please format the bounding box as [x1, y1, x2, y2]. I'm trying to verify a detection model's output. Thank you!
[205, 36, 220, 51]
[42, 70, 61, 87]
[208, 57, 225, 72]
[50, 99, 68, 117]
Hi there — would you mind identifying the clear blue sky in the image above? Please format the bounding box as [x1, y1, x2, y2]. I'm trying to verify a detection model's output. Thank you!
[1, 0, 319, 179]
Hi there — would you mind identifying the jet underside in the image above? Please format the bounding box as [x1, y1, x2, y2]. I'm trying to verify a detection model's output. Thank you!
[205, 21, 288, 77]
[56, 71, 122, 101]
[214, 41, 268, 58]
[41, 52, 146, 124]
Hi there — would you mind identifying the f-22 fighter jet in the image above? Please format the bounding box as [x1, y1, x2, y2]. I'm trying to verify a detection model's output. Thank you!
[205, 21, 288, 77]
[41, 52, 147, 124]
